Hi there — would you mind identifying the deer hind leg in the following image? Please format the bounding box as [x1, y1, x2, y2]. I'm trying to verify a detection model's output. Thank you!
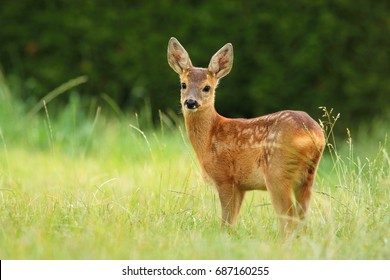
[265, 174, 299, 237]
[217, 183, 245, 226]
[294, 158, 320, 220]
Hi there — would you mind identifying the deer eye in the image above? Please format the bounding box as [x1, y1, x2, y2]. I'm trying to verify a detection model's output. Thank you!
[181, 82, 187, 89]
[203, 85, 211, 93]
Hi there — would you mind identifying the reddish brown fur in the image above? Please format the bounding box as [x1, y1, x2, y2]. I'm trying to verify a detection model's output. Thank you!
[167, 37, 325, 236]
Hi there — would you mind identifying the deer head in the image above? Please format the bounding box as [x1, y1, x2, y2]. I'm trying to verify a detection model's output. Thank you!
[167, 37, 233, 113]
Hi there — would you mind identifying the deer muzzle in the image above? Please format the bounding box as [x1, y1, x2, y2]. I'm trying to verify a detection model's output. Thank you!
[184, 99, 200, 110]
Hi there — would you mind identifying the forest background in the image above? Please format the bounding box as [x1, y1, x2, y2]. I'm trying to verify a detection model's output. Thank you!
[1, 0, 390, 130]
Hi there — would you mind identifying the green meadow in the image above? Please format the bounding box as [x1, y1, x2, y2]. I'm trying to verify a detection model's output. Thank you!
[0, 79, 389, 259]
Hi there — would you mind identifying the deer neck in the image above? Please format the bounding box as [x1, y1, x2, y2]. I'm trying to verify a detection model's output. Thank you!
[183, 106, 219, 157]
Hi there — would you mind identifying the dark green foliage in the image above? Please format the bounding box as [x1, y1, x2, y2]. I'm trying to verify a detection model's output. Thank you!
[1, 0, 389, 128]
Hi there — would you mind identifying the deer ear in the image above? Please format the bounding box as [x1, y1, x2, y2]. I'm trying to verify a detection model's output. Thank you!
[167, 37, 192, 74]
[208, 43, 233, 79]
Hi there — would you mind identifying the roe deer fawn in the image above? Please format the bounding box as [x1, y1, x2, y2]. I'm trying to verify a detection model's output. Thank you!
[167, 37, 325, 236]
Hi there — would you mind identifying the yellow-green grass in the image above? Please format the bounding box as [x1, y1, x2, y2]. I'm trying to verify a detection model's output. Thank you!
[0, 86, 389, 259]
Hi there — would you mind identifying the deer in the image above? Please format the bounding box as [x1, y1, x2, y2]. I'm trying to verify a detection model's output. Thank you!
[167, 37, 325, 237]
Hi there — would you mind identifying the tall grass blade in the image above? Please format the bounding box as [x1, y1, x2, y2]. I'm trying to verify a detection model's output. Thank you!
[28, 76, 88, 118]
[129, 124, 153, 158]
[43, 100, 54, 154]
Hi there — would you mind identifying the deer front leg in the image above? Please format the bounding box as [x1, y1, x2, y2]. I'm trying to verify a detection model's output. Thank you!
[217, 183, 245, 226]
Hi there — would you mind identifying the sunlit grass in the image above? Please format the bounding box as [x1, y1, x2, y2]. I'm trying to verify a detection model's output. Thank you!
[0, 80, 389, 259]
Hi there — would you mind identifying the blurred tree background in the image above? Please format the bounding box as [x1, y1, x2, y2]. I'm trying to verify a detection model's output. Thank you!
[1, 0, 390, 130]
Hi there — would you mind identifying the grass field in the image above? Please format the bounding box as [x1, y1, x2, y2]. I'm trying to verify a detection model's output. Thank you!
[0, 78, 389, 259]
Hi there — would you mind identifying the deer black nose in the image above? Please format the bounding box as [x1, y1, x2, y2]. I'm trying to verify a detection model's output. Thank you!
[184, 99, 199, 110]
